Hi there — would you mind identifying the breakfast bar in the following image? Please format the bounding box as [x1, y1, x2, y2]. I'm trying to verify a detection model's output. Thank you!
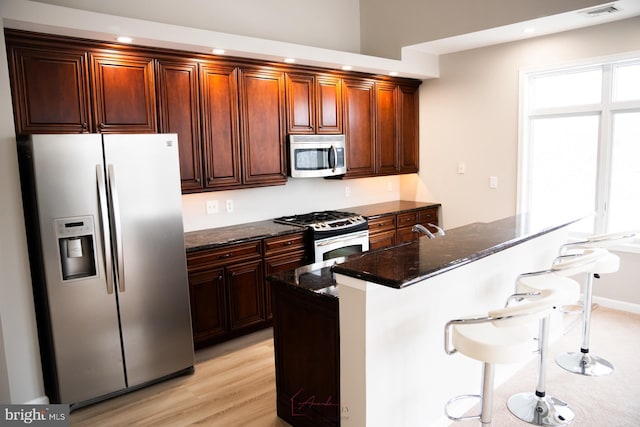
[269, 214, 583, 426]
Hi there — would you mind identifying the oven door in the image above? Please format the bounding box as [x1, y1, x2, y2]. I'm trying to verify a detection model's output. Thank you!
[314, 230, 369, 262]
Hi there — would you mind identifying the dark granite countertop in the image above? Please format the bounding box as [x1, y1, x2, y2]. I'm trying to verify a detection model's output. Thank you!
[331, 214, 582, 289]
[184, 220, 306, 252]
[340, 200, 441, 218]
[268, 258, 344, 300]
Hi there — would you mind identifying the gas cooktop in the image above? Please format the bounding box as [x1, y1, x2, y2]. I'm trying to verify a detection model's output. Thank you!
[273, 210, 367, 233]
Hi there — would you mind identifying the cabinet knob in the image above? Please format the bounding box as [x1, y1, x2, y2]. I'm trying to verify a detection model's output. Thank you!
[81, 122, 88, 130]
[207, 177, 213, 183]
[195, 178, 201, 184]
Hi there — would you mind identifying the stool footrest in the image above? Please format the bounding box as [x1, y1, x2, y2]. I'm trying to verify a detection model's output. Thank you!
[445, 394, 482, 421]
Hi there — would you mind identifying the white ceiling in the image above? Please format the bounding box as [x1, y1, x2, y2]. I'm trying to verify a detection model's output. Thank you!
[405, 0, 640, 55]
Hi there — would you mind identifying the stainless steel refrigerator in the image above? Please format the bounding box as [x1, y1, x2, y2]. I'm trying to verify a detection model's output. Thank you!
[17, 133, 194, 408]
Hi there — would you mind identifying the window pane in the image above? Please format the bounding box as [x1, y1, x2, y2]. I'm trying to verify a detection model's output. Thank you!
[608, 112, 640, 232]
[531, 69, 602, 109]
[613, 63, 640, 102]
[529, 115, 599, 233]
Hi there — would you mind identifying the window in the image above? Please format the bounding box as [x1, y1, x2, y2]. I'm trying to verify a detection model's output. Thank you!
[519, 54, 640, 246]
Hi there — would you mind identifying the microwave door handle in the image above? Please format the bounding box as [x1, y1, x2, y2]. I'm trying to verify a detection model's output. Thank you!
[329, 145, 337, 172]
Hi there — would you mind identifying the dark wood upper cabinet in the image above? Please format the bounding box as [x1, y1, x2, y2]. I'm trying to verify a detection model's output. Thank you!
[398, 84, 420, 173]
[7, 42, 92, 135]
[375, 82, 399, 175]
[90, 52, 157, 133]
[343, 78, 375, 178]
[238, 68, 287, 187]
[199, 63, 242, 190]
[285, 73, 315, 134]
[156, 58, 202, 192]
[316, 74, 343, 134]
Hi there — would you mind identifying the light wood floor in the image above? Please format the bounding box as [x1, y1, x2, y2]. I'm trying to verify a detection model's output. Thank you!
[70, 328, 289, 427]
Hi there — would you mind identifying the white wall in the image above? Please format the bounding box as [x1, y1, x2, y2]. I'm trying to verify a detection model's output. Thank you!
[403, 16, 640, 230]
[183, 176, 401, 231]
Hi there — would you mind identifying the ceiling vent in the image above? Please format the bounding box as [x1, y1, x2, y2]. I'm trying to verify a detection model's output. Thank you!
[580, 4, 620, 17]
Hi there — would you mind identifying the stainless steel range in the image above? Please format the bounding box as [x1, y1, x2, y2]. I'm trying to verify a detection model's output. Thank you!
[274, 211, 369, 262]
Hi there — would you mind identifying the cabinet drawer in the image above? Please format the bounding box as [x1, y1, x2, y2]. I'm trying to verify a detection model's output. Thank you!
[369, 230, 396, 251]
[263, 232, 306, 257]
[187, 241, 262, 271]
[397, 211, 419, 227]
[419, 207, 438, 224]
[368, 215, 396, 233]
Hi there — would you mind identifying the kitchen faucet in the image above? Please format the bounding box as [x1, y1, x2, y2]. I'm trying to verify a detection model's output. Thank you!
[412, 223, 446, 239]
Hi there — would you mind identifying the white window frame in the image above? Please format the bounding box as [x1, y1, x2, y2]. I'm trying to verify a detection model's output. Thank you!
[517, 51, 640, 253]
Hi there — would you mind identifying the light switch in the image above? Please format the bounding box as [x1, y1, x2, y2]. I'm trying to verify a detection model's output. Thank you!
[457, 162, 466, 174]
[489, 176, 498, 189]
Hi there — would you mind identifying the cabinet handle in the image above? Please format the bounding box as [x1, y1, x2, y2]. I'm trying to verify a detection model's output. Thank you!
[218, 253, 232, 259]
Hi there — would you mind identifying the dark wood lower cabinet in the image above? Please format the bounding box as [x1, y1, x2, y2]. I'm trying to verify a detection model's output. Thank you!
[226, 259, 265, 331]
[271, 281, 340, 427]
[188, 268, 227, 344]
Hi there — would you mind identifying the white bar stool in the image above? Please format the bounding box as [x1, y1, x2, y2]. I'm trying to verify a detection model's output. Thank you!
[555, 230, 637, 376]
[444, 288, 566, 426]
[506, 249, 605, 426]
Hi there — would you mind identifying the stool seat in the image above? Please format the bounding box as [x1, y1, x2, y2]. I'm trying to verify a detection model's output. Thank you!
[452, 320, 538, 365]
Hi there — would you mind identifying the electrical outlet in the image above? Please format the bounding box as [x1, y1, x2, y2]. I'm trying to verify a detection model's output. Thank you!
[345, 186, 351, 198]
[206, 200, 218, 214]
[489, 176, 498, 189]
[225, 199, 234, 213]
[387, 181, 393, 192]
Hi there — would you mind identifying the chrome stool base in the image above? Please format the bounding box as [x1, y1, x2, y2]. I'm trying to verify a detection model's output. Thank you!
[556, 351, 614, 376]
[507, 392, 574, 426]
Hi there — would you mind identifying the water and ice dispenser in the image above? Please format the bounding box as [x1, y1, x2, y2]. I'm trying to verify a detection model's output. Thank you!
[55, 216, 98, 281]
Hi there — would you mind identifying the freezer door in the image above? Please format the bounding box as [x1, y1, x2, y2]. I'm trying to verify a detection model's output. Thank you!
[27, 134, 126, 404]
[103, 134, 194, 386]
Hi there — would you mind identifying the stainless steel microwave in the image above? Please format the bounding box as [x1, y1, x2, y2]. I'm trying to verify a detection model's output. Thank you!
[288, 134, 347, 178]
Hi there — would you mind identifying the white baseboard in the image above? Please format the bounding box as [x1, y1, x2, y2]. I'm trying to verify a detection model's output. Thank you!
[593, 296, 640, 314]
[24, 395, 49, 404]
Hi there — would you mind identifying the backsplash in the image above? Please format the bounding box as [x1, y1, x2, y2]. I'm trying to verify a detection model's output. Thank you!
[181, 175, 402, 232]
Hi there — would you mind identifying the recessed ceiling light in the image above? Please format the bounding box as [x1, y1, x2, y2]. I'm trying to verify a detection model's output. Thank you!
[342, 65, 353, 71]
[284, 58, 296, 63]
[116, 36, 133, 43]
[212, 48, 226, 55]
[389, 71, 399, 76]
[523, 27, 536, 34]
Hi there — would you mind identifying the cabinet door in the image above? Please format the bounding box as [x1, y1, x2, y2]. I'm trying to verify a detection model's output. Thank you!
[188, 268, 228, 347]
[316, 74, 342, 134]
[7, 44, 91, 134]
[156, 58, 203, 192]
[264, 250, 309, 319]
[226, 259, 266, 331]
[199, 63, 242, 189]
[343, 78, 375, 177]
[239, 68, 287, 187]
[398, 84, 420, 173]
[90, 52, 157, 133]
[285, 73, 315, 134]
[375, 82, 399, 175]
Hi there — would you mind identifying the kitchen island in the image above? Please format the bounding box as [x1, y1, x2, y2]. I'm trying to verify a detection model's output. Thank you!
[268, 214, 582, 427]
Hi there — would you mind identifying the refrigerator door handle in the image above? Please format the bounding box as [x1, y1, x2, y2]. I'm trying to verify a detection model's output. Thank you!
[107, 164, 125, 293]
[96, 165, 115, 294]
